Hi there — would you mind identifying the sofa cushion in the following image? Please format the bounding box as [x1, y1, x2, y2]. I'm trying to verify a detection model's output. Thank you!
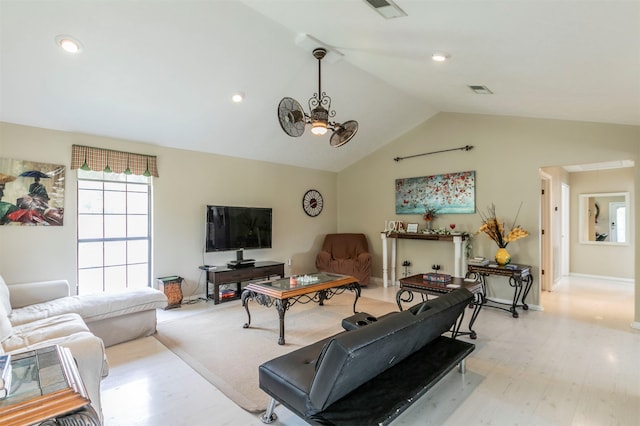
[0, 274, 11, 314]
[306, 288, 474, 415]
[0, 303, 12, 344]
[409, 288, 474, 347]
[259, 337, 332, 416]
[307, 310, 418, 414]
[2, 313, 90, 352]
[9, 287, 167, 326]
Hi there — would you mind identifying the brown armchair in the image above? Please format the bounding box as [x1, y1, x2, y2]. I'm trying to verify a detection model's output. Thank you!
[316, 233, 371, 287]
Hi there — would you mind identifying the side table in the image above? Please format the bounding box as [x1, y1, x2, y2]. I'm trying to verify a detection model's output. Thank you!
[466, 263, 533, 318]
[397, 274, 483, 339]
[157, 276, 183, 309]
[0, 345, 99, 426]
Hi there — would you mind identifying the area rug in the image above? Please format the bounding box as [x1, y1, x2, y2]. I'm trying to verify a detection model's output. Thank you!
[154, 294, 397, 413]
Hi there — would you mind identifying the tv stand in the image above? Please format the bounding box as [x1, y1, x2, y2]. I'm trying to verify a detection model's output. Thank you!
[200, 261, 285, 304]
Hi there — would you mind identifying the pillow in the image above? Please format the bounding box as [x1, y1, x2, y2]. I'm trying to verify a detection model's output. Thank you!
[0, 303, 13, 344]
[0, 275, 11, 314]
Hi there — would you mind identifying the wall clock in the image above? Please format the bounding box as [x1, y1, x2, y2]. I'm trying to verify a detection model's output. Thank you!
[302, 189, 323, 217]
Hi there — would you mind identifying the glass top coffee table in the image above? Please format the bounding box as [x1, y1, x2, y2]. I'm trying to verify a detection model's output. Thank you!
[0, 345, 98, 426]
[241, 272, 361, 345]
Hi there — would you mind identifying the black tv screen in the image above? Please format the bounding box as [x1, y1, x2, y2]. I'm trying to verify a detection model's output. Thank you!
[205, 205, 272, 252]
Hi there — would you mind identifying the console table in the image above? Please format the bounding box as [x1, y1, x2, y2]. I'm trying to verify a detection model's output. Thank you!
[466, 263, 533, 318]
[380, 232, 467, 287]
[200, 261, 285, 304]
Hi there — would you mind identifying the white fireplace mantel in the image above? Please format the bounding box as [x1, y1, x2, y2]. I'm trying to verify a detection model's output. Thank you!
[380, 232, 467, 287]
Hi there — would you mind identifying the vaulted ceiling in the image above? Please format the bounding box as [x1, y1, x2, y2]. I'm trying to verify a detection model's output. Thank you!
[1, 1, 638, 171]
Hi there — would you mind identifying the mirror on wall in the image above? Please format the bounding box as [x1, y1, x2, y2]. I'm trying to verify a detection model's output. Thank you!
[579, 192, 630, 245]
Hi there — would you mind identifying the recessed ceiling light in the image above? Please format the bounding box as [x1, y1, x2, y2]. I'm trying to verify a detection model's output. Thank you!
[232, 92, 245, 103]
[432, 52, 449, 62]
[55, 35, 82, 54]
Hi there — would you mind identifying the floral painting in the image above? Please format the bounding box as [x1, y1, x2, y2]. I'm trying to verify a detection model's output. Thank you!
[0, 158, 65, 226]
[395, 170, 475, 214]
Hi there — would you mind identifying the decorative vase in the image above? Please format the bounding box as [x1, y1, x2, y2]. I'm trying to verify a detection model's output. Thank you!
[495, 247, 511, 266]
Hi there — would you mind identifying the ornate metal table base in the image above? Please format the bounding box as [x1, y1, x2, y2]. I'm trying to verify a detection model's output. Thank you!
[395, 277, 483, 339]
[466, 264, 533, 318]
[242, 282, 361, 345]
[39, 406, 101, 426]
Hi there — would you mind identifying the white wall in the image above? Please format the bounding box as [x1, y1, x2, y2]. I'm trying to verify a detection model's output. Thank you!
[337, 112, 639, 310]
[0, 122, 338, 297]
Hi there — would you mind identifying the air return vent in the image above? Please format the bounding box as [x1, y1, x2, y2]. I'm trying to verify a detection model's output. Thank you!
[363, 0, 407, 19]
[468, 85, 493, 94]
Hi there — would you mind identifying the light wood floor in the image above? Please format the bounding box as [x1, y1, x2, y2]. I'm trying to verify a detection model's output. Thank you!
[102, 276, 639, 425]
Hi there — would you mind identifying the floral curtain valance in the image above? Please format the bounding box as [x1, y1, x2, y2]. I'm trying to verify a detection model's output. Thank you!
[71, 145, 159, 177]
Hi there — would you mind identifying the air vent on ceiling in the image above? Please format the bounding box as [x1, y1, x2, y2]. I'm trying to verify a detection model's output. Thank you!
[363, 0, 407, 19]
[468, 85, 493, 94]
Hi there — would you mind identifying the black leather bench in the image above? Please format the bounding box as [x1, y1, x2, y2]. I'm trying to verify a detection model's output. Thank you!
[258, 288, 475, 425]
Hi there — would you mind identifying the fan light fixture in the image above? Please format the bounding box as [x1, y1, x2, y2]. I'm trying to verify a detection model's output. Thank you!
[277, 48, 358, 147]
[232, 92, 245, 103]
[431, 52, 449, 62]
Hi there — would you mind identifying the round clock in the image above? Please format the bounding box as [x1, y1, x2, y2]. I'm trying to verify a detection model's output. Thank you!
[302, 189, 323, 217]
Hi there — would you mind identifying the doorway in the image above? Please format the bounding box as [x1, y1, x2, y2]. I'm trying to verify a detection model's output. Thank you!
[609, 201, 626, 243]
[539, 172, 552, 292]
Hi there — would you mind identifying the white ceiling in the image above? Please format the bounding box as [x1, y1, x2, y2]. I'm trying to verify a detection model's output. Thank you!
[1, 1, 639, 172]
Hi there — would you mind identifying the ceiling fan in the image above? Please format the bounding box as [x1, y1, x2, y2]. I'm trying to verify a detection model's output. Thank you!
[277, 48, 358, 147]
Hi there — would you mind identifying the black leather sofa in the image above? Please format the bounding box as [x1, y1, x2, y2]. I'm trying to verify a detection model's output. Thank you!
[258, 288, 475, 425]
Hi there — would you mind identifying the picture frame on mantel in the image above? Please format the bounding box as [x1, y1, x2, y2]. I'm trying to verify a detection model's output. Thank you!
[406, 223, 419, 233]
[395, 170, 476, 214]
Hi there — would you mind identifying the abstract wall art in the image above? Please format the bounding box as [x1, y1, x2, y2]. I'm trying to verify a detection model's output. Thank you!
[0, 158, 65, 226]
[395, 170, 475, 215]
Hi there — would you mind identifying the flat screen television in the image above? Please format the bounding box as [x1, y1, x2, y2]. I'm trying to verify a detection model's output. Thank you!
[205, 205, 272, 252]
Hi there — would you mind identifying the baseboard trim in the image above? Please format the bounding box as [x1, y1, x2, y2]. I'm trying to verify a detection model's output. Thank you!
[631, 322, 640, 330]
[484, 297, 543, 311]
[569, 273, 634, 283]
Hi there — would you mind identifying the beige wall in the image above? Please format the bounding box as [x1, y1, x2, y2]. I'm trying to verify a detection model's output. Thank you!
[569, 168, 634, 278]
[0, 122, 338, 296]
[338, 113, 639, 313]
[2, 114, 639, 324]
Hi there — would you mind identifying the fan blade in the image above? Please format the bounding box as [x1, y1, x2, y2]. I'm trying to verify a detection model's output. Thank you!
[329, 120, 358, 147]
[277, 97, 306, 137]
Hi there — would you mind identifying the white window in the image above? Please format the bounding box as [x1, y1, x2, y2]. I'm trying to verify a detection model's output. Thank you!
[77, 170, 151, 294]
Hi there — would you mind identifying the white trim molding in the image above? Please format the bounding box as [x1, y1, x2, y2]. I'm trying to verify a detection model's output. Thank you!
[570, 273, 634, 284]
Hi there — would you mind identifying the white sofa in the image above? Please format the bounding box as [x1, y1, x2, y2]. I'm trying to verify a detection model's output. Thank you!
[0, 274, 167, 423]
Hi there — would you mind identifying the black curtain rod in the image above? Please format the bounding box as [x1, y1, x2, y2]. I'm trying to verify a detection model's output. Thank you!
[393, 145, 473, 162]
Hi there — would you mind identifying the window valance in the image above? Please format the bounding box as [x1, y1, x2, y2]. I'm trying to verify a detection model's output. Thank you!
[71, 145, 159, 177]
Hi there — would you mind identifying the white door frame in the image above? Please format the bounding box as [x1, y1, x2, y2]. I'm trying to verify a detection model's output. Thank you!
[561, 183, 570, 277]
[539, 171, 552, 292]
